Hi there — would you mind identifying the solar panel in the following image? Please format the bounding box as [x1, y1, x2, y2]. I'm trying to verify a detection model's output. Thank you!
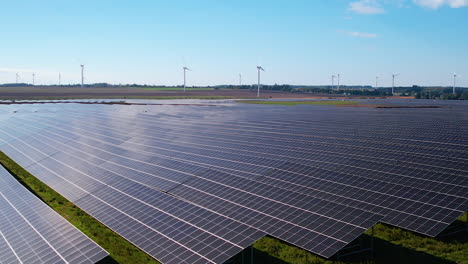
[1, 116, 383, 257]
[24, 110, 466, 237]
[0, 131, 265, 263]
[0, 100, 467, 263]
[0, 165, 108, 264]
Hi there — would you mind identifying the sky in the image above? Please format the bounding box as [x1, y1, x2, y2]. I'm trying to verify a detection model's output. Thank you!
[0, 0, 467, 87]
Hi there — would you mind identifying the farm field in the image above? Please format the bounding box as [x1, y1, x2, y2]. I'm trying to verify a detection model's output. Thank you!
[0, 86, 412, 100]
[142, 87, 214, 91]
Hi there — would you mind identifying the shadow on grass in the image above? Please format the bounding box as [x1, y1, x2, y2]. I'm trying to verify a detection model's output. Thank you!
[247, 233, 457, 264]
[346, 235, 457, 264]
[230, 247, 289, 264]
[96, 256, 119, 264]
[437, 219, 467, 244]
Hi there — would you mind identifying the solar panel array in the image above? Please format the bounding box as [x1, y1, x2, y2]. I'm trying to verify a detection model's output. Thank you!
[0, 165, 108, 264]
[0, 100, 467, 263]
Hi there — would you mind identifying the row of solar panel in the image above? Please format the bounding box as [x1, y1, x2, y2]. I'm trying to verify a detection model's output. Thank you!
[0, 165, 108, 264]
[0, 116, 383, 261]
[0, 103, 466, 264]
[57, 107, 468, 170]
[29, 110, 463, 191]
[29, 109, 467, 235]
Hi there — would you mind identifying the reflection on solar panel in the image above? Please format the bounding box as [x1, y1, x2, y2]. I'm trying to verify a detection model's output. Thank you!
[0, 165, 108, 264]
[0, 99, 467, 263]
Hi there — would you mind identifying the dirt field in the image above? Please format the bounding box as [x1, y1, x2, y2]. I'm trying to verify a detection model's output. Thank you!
[0, 86, 414, 100]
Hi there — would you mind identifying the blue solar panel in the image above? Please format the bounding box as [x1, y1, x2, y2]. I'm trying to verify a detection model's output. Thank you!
[0, 100, 466, 263]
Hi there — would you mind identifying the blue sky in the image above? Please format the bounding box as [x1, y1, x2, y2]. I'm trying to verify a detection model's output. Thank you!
[0, 0, 467, 87]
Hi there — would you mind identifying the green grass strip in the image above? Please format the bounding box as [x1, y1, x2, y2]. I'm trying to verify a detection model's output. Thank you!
[236, 100, 360, 106]
[0, 151, 159, 264]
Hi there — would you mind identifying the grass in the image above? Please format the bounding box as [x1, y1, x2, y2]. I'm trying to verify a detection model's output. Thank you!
[236, 100, 360, 106]
[0, 151, 159, 264]
[0, 150, 466, 264]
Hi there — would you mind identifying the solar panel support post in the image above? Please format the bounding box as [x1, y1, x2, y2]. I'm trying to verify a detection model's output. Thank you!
[242, 249, 245, 264]
[371, 226, 375, 259]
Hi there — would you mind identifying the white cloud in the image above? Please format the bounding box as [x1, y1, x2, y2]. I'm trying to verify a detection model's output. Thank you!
[348, 31, 378, 38]
[349, 0, 385, 14]
[337, 30, 378, 38]
[413, 0, 468, 8]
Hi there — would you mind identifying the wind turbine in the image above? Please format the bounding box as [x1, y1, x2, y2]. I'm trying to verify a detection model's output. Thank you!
[15, 73, 19, 84]
[80, 65, 85, 88]
[337, 74, 341, 90]
[392, 73, 399, 95]
[332, 75, 336, 89]
[453, 74, 457, 95]
[183, 66, 191, 92]
[59, 73, 61, 86]
[375, 76, 379, 88]
[257, 66, 265, 98]
[239, 73, 242, 87]
[32, 73, 35, 86]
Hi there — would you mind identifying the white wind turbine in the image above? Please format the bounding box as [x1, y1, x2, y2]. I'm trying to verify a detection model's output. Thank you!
[32, 73, 35, 85]
[332, 75, 336, 89]
[337, 74, 341, 90]
[80, 65, 85, 88]
[392, 73, 400, 95]
[183, 66, 191, 92]
[453, 73, 457, 95]
[15, 73, 20, 84]
[257, 66, 265, 98]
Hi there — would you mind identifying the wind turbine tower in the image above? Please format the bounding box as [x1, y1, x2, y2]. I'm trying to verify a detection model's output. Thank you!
[183, 67, 190, 92]
[80, 65, 85, 88]
[332, 75, 336, 89]
[453, 74, 457, 95]
[32, 73, 35, 86]
[257, 66, 265, 98]
[337, 74, 340, 90]
[239, 73, 242, 87]
[59, 73, 61, 86]
[15, 73, 19, 84]
[375, 76, 379, 88]
[392, 74, 400, 95]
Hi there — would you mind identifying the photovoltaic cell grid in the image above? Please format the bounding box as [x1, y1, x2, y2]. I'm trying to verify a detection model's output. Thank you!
[0, 100, 467, 263]
[0, 165, 108, 264]
[0, 114, 383, 260]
